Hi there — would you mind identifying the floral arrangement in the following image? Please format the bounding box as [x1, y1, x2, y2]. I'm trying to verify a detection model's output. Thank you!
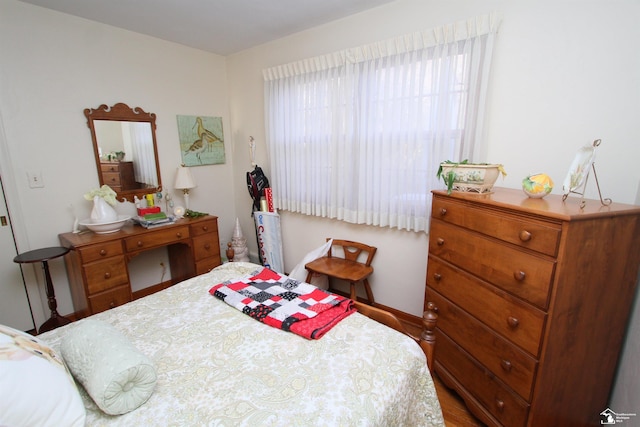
[84, 185, 118, 206]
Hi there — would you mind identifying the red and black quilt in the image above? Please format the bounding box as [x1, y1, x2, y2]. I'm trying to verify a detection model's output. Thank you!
[209, 267, 355, 339]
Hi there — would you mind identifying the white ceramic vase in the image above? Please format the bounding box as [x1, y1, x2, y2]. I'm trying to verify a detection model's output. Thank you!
[90, 196, 118, 223]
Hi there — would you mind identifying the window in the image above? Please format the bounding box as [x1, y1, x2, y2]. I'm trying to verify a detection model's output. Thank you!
[264, 14, 499, 232]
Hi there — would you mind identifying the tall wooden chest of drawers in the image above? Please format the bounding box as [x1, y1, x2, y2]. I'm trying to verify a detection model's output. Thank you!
[424, 188, 640, 427]
[60, 215, 221, 318]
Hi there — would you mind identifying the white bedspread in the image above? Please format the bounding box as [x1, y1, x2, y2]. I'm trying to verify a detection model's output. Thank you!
[40, 262, 444, 426]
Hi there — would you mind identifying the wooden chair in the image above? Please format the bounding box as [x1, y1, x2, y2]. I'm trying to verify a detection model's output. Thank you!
[305, 239, 377, 304]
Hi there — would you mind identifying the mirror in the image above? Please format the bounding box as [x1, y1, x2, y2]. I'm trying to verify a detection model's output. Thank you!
[85, 103, 162, 202]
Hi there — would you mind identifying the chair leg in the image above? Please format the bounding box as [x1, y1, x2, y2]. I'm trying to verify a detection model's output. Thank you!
[305, 271, 313, 283]
[363, 279, 375, 305]
[350, 282, 357, 301]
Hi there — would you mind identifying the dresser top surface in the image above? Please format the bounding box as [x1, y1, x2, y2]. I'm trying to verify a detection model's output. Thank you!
[59, 215, 217, 247]
[432, 187, 640, 221]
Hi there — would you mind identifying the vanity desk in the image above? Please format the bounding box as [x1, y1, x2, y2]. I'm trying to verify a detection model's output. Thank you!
[59, 215, 221, 319]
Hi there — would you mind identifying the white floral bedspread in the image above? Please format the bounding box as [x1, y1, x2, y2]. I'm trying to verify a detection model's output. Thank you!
[40, 262, 444, 426]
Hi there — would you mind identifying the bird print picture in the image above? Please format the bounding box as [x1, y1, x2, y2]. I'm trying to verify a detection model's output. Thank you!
[177, 115, 225, 166]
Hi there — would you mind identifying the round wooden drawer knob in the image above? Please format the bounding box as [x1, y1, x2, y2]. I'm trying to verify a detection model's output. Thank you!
[433, 273, 442, 281]
[439, 208, 447, 216]
[137, 241, 144, 247]
[176, 232, 182, 238]
[436, 238, 445, 246]
[519, 230, 532, 241]
[104, 272, 111, 279]
[100, 249, 107, 256]
[495, 399, 505, 412]
[204, 243, 211, 250]
[514, 270, 526, 281]
[507, 316, 520, 329]
[202, 226, 209, 231]
[501, 359, 513, 372]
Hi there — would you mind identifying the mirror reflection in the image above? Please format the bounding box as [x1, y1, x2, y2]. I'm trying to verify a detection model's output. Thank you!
[85, 103, 162, 201]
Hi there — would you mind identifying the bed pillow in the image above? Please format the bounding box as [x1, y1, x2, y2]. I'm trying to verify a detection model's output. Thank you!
[61, 319, 157, 415]
[288, 239, 333, 289]
[0, 324, 86, 427]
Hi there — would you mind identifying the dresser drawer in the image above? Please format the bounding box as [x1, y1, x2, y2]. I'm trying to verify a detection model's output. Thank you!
[427, 255, 546, 356]
[432, 197, 561, 257]
[428, 289, 538, 400]
[193, 234, 220, 262]
[436, 331, 530, 427]
[190, 218, 218, 237]
[100, 163, 121, 173]
[429, 219, 556, 308]
[85, 256, 129, 294]
[102, 172, 122, 186]
[124, 226, 190, 252]
[77, 240, 123, 264]
[88, 285, 131, 314]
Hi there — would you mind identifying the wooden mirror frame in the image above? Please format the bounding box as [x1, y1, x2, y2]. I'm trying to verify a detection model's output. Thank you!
[85, 103, 162, 202]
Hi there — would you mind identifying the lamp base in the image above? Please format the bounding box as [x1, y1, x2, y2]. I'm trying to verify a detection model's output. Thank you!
[183, 190, 190, 211]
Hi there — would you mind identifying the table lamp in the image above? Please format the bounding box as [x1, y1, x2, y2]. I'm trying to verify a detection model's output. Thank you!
[174, 165, 196, 210]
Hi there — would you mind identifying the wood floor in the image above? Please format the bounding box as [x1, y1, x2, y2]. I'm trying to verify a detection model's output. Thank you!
[433, 373, 484, 427]
[399, 317, 483, 426]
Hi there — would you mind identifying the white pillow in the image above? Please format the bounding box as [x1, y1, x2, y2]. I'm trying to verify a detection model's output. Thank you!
[61, 319, 157, 415]
[0, 324, 86, 427]
[288, 239, 333, 289]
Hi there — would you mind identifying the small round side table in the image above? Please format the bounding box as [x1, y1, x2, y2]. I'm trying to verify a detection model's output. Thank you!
[13, 246, 71, 334]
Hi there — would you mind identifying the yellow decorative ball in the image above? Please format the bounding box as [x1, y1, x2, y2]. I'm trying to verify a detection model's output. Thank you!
[522, 174, 554, 198]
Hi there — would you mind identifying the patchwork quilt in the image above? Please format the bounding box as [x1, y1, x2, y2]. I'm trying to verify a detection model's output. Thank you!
[209, 267, 355, 339]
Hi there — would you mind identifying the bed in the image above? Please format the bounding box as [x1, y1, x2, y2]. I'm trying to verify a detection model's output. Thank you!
[15, 262, 444, 426]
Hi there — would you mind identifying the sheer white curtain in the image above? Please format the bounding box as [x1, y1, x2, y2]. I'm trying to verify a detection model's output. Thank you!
[264, 13, 499, 232]
[127, 122, 157, 187]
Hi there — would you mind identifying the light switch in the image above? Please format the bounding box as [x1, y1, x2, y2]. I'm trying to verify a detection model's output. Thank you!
[27, 171, 44, 188]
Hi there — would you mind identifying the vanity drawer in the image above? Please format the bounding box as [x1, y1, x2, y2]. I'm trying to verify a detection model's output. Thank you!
[85, 256, 129, 294]
[429, 219, 556, 309]
[428, 288, 538, 401]
[190, 218, 218, 237]
[193, 234, 221, 262]
[124, 226, 190, 252]
[88, 285, 131, 314]
[436, 331, 530, 427]
[196, 257, 221, 276]
[432, 197, 561, 257]
[427, 255, 546, 356]
[77, 240, 123, 264]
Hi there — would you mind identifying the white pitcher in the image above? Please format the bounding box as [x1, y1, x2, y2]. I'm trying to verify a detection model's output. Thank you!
[90, 196, 118, 223]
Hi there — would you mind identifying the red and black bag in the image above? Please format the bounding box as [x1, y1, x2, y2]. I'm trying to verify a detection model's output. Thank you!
[246, 166, 270, 211]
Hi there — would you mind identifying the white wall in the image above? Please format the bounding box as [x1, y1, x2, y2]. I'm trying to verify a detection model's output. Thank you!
[226, 0, 640, 411]
[0, 0, 238, 323]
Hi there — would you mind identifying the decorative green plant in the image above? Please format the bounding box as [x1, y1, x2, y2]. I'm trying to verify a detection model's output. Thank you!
[184, 209, 208, 218]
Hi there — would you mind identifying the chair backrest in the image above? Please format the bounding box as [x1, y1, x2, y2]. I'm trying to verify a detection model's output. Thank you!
[326, 238, 377, 267]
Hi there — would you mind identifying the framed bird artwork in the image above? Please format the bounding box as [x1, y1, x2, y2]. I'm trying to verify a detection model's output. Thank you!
[177, 115, 226, 166]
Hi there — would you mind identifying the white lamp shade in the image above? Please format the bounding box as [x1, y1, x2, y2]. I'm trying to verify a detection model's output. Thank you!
[174, 166, 196, 190]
